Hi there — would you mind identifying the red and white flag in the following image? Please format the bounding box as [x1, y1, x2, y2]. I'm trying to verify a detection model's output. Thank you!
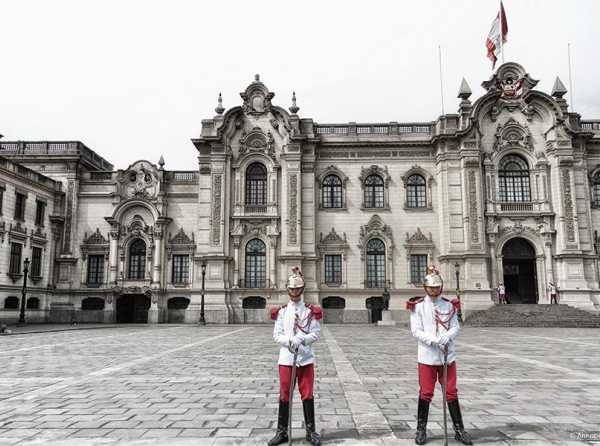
[485, 2, 508, 68]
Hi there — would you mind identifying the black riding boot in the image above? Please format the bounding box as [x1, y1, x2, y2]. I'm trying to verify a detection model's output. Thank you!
[302, 398, 321, 446]
[448, 399, 473, 445]
[268, 400, 289, 446]
[415, 398, 429, 445]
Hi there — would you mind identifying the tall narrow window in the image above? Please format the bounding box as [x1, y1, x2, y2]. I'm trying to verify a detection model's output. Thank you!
[172, 255, 189, 284]
[0, 187, 4, 215]
[410, 254, 428, 285]
[14, 192, 26, 220]
[364, 175, 385, 208]
[366, 238, 386, 288]
[498, 155, 531, 202]
[9, 243, 22, 275]
[407, 175, 427, 208]
[87, 255, 104, 286]
[245, 163, 267, 206]
[244, 239, 266, 288]
[31, 247, 43, 278]
[324, 254, 342, 285]
[322, 175, 343, 208]
[128, 239, 146, 280]
[35, 200, 46, 226]
[593, 173, 600, 208]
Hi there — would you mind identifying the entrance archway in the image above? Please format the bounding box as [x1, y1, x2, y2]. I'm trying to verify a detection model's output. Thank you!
[502, 237, 538, 304]
[366, 296, 384, 323]
[116, 294, 151, 323]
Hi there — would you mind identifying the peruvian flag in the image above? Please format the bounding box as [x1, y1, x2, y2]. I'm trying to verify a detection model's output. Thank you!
[485, 2, 508, 68]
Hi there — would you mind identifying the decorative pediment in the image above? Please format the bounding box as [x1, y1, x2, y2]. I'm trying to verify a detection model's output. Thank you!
[240, 74, 274, 116]
[482, 62, 538, 98]
[9, 222, 27, 242]
[401, 165, 433, 185]
[30, 227, 48, 246]
[359, 165, 391, 186]
[117, 160, 160, 201]
[83, 228, 108, 245]
[316, 165, 349, 185]
[80, 228, 109, 258]
[168, 228, 194, 245]
[405, 228, 433, 246]
[358, 215, 394, 251]
[239, 127, 275, 157]
[494, 118, 532, 152]
[318, 228, 349, 255]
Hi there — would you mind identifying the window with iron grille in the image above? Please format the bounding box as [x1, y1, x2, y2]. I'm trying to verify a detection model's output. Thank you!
[31, 247, 43, 278]
[407, 175, 427, 208]
[366, 238, 386, 288]
[14, 192, 26, 220]
[498, 155, 531, 202]
[9, 243, 22, 275]
[26, 297, 40, 309]
[0, 188, 4, 215]
[364, 175, 385, 208]
[593, 174, 600, 208]
[172, 255, 189, 284]
[35, 200, 46, 226]
[128, 239, 146, 280]
[87, 255, 104, 286]
[322, 175, 343, 208]
[410, 254, 428, 285]
[324, 254, 342, 285]
[245, 239, 266, 288]
[245, 163, 267, 206]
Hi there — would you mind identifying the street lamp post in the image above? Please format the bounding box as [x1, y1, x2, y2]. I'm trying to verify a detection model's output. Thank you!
[199, 261, 206, 325]
[454, 262, 463, 323]
[18, 258, 30, 325]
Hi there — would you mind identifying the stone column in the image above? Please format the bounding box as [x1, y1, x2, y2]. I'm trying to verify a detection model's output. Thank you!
[108, 226, 120, 285]
[232, 236, 241, 288]
[268, 236, 277, 288]
[152, 231, 163, 287]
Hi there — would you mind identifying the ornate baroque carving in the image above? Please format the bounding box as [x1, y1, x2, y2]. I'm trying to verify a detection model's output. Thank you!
[212, 175, 222, 245]
[238, 127, 275, 159]
[118, 161, 160, 200]
[288, 174, 298, 245]
[358, 215, 394, 258]
[468, 170, 480, 244]
[562, 169, 576, 243]
[494, 118, 532, 152]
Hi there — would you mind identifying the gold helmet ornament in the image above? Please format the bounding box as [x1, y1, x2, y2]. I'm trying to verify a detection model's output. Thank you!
[286, 266, 305, 289]
[423, 265, 443, 288]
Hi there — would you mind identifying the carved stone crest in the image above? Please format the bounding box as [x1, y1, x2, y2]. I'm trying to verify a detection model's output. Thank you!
[240, 74, 274, 115]
[238, 127, 275, 158]
[118, 161, 160, 200]
[482, 63, 538, 121]
[494, 118, 532, 152]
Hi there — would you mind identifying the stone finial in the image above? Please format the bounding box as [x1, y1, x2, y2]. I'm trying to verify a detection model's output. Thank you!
[215, 92, 225, 115]
[289, 91, 299, 115]
[158, 155, 165, 169]
[254, 74, 260, 82]
[551, 76, 568, 99]
[458, 77, 472, 100]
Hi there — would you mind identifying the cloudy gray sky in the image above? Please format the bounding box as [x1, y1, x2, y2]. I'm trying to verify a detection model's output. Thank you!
[2, 0, 599, 170]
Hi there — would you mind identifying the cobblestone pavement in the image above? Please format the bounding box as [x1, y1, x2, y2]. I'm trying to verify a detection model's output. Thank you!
[0, 324, 599, 445]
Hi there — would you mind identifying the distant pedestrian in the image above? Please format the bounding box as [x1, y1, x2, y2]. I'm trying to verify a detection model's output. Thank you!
[548, 282, 558, 304]
[497, 283, 507, 305]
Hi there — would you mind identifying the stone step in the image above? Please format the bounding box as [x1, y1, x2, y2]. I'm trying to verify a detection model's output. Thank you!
[465, 304, 600, 327]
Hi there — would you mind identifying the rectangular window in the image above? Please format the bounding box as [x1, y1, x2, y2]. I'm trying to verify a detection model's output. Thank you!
[9, 243, 22, 275]
[172, 255, 189, 284]
[14, 192, 26, 220]
[410, 255, 428, 285]
[87, 255, 104, 286]
[31, 247, 43, 278]
[35, 200, 46, 226]
[0, 188, 4, 215]
[324, 255, 342, 285]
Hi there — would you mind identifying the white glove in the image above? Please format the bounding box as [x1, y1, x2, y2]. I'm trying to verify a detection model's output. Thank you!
[289, 335, 304, 349]
[437, 333, 451, 346]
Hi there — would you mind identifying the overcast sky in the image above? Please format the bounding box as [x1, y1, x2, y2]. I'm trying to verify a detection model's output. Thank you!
[2, 0, 599, 170]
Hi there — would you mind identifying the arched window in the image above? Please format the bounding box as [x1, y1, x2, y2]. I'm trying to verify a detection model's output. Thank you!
[167, 297, 190, 310]
[366, 238, 386, 288]
[4, 296, 19, 309]
[242, 296, 266, 309]
[244, 239, 266, 288]
[407, 174, 426, 208]
[498, 155, 531, 202]
[26, 297, 40, 309]
[592, 172, 600, 208]
[322, 175, 343, 208]
[364, 175, 385, 208]
[245, 163, 267, 206]
[128, 239, 146, 280]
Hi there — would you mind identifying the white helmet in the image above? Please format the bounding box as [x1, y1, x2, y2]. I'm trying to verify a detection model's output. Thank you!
[423, 265, 443, 288]
[287, 266, 305, 289]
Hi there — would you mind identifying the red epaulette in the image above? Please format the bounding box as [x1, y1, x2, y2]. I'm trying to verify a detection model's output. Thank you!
[406, 296, 424, 312]
[270, 304, 287, 321]
[305, 303, 323, 320]
[441, 297, 461, 311]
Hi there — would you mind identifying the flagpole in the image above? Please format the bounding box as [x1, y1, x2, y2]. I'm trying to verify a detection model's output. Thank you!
[568, 42, 574, 113]
[500, 1, 505, 64]
[438, 45, 445, 116]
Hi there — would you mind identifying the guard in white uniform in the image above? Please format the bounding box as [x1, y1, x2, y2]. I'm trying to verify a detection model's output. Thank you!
[268, 266, 322, 446]
[407, 266, 473, 445]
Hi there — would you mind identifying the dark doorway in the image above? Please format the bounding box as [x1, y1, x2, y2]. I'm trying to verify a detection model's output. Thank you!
[116, 294, 151, 323]
[322, 296, 346, 324]
[366, 296, 384, 323]
[502, 237, 538, 304]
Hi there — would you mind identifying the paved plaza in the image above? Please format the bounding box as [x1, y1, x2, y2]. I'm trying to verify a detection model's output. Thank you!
[0, 324, 599, 445]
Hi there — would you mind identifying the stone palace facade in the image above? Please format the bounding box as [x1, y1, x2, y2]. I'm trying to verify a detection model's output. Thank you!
[1, 62, 600, 325]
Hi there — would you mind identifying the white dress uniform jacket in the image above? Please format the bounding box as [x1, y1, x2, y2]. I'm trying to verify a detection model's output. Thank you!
[273, 300, 321, 366]
[410, 295, 460, 365]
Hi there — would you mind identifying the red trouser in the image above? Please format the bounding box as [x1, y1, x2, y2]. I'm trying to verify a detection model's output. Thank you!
[418, 362, 458, 402]
[279, 363, 314, 402]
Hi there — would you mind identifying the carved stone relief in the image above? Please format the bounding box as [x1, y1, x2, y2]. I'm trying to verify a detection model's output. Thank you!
[288, 174, 298, 245]
[212, 175, 222, 245]
[468, 170, 480, 244]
